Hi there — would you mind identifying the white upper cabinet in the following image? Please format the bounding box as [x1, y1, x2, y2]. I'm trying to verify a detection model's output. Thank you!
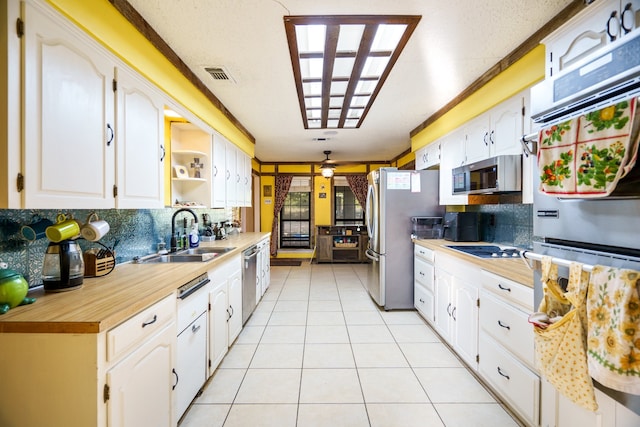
[21, 1, 166, 209]
[115, 67, 165, 209]
[464, 93, 524, 164]
[170, 122, 212, 208]
[212, 133, 227, 208]
[439, 129, 468, 205]
[543, 0, 640, 78]
[23, 1, 116, 209]
[211, 133, 251, 208]
[415, 141, 440, 170]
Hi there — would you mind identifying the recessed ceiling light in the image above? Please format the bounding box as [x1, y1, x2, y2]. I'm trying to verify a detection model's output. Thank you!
[284, 15, 421, 130]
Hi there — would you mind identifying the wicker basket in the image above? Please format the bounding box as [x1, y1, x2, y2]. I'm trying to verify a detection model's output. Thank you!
[84, 250, 115, 277]
[334, 242, 357, 248]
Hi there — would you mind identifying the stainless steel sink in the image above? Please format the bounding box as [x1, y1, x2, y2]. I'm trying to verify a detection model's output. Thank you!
[185, 247, 235, 255]
[135, 247, 236, 264]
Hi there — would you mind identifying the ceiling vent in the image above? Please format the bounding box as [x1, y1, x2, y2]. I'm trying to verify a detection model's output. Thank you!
[204, 66, 236, 83]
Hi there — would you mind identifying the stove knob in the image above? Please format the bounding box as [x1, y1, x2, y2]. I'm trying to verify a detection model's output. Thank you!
[502, 252, 509, 257]
[512, 252, 519, 257]
[491, 253, 499, 257]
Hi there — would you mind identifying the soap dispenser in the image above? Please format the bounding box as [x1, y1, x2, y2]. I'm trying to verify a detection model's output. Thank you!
[189, 219, 199, 248]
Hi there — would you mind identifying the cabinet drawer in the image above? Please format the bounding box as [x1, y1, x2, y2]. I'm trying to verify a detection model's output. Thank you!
[480, 290, 535, 368]
[414, 244, 434, 262]
[414, 282, 434, 323]
[107, 294, 175, 362]
[414, 257, 434, 291]
[481, 270, 533, 311]
[479, 333, 540, 427]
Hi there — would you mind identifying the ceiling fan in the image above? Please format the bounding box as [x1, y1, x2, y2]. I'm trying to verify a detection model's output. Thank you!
[320, 150, 336, 178]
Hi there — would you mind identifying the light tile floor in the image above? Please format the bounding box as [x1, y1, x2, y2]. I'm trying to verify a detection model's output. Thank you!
[179, 263, 522, 427]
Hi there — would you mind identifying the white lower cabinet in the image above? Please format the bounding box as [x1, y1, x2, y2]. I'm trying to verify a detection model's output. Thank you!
[106, 321, 176, 427]
[479, 270, 539, 427]
[207, 254, 242, 376]
[414, 245, 435, 323]
[479, 333, 540, 426]
[433, 252, 479, 370]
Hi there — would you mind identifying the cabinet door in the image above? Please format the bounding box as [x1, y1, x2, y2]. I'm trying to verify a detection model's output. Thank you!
[316, 235, 333, 262]
[115, 67, 164, 208]
[414, 145, 428, 170]
[235, 147, 245, 207]
[490, 94, 523, 157]
[464, 114, 490, 164]
[23, 2, 115, 209]
[243, 154, 253, 207]
[208, 280, 228, 376]
[452, 279, 479, 370]
[175, 313, 207, 419]
[543, 0, 612, 77]
[261, 239, 271, 293]
[106, 322, 175, 427]
[225, 142, 238, 207]
[434, 267, 453, 342]
[439, 131, 468, 205]
[211, 134, 226, 207]
[227, 269, 243, 344]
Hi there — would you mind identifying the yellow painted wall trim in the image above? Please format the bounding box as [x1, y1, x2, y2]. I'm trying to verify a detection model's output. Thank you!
[46, 0, 254, 157]
[412, 45, 545, 151]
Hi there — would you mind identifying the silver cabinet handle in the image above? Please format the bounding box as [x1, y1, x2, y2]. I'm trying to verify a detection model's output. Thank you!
[498, 284, 511, 292]
[192, 323, 201, 334]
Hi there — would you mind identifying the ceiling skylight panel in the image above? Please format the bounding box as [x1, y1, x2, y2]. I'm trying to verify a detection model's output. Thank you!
[337, 24, 365, 52]
[362, 57, 390, 78]
[332, 57, 355, 78]
[303, 81, 322, 96]
[300, 58, 324, 80]
[355, 80, 377, 94]
[296, 24, 326, 53]
[285, 15, 420, 129]
[330, 81, 348, 96]
[329, 96, 344, 108]
[371, 24, 407, 52]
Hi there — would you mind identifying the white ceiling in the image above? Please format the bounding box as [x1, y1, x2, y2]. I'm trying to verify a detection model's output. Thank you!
[126, 0, 573, 164]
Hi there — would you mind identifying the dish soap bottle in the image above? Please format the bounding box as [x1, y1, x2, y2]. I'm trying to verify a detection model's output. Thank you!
[189, 219, 199, 248]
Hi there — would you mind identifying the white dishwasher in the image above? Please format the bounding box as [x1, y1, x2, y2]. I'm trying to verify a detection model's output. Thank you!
[175, 273, 210, 419]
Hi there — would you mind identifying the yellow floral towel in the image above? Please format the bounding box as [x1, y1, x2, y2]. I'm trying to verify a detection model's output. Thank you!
[537, 97, 640, 197]
[534, 257, 598, 411]
[587, 265, 640, 395]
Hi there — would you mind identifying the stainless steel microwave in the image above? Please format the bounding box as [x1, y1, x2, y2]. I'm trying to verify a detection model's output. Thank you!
[452, 155, 521, 195]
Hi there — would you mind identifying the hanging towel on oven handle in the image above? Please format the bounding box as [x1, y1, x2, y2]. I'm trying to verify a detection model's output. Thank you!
[537, 97, 640, 197]
[534, 256, 598, 411]
[587, 265, 640, 395]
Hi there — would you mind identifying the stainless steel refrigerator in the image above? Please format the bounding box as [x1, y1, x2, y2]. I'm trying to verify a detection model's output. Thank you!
[364, 168, 443, 310]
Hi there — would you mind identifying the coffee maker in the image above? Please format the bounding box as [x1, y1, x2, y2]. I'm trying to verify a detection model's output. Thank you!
[42, 240, 84, 291]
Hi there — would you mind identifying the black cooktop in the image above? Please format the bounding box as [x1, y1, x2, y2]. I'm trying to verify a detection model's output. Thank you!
[446, 245, 522, 259]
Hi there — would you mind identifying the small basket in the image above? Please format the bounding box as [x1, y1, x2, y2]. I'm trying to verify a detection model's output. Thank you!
[84, 249, 115, 277]
[334, 242, 358, 248]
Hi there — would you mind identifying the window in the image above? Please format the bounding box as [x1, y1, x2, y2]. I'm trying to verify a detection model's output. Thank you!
[280, 177, 311, 248]
[334, 177, 363, 225]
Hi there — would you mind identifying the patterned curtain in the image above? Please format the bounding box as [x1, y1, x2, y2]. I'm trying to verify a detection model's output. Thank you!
[346, 174, 368, 209]
[270, 175, 293, 256]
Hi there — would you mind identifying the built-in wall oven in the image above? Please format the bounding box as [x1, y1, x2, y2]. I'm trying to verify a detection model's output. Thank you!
[527, 24, 640, 415]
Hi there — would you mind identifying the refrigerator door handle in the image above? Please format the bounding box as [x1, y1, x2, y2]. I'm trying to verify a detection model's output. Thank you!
[365, 248, 379, 262]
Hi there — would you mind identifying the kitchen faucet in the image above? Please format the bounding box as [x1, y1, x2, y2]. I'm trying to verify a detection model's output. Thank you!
[170, 208, 198, 252]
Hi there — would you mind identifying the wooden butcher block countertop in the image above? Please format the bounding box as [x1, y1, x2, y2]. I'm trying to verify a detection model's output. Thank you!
[0, 232, 270, 334]
[413, 239, 535, 288]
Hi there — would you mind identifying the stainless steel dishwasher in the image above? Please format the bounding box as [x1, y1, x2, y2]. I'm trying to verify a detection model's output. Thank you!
[242, 245, 258, 325]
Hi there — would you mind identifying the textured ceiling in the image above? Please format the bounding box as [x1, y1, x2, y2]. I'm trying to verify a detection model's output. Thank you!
[126, 0, 574, 163]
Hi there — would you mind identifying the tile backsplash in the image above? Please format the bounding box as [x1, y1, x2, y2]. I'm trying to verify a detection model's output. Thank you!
[0, 208, 234, 287]
[468, 203, 533, 249]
